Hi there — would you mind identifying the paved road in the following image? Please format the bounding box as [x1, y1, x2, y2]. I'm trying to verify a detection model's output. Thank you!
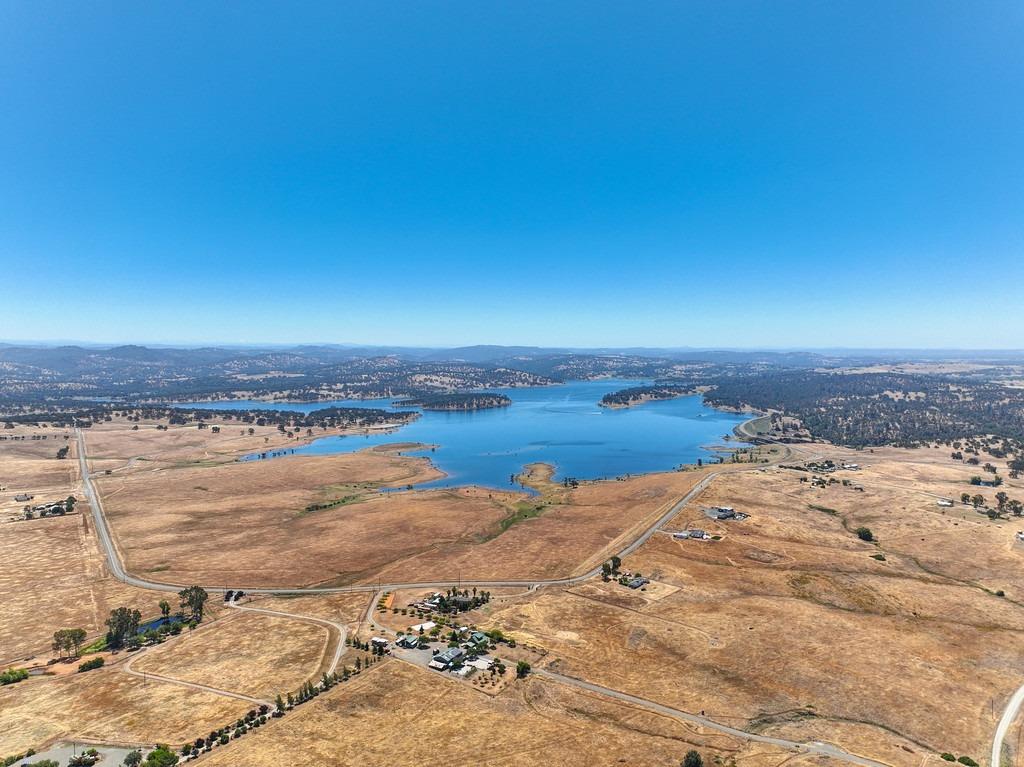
[992, 685, 1024, 767]
[75, 428, 749, 596]
[228, 599, 348, 676]
[123, 650, 271, 707]
[77, 429, 900, 766]
[536, 668, 889, 767]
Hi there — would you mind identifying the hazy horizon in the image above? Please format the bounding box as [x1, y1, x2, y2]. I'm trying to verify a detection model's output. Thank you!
[2, 338, 1024, 356]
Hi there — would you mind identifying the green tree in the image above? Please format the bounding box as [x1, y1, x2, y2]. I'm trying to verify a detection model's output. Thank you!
[123, 750, 143, 767]
[516, 660, 531, 678]
[610, 555, 621, 573]
[971, 494, 985, 509]
[855, 527, 874, 542]
[142, 744, 179, 767]
[682, 750, 704, 767]
[601, 562, 612, 580]
[275, 694, 286, 713]
[159, 600, 171, 618]
[178, 585, 209, 621]
[105, 606, 142, 648]
[996, 491, 1009, 512]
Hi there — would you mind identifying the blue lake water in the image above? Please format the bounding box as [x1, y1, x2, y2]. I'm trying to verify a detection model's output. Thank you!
[175, 380, 751, 491]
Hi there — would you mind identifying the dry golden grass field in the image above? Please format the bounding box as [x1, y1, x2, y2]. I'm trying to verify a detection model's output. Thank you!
[6, 415, 1024, 765]
[197, 660, 820, 767]
[90, 421, 735, 586]
[131, 610, 327, 700]
[0, 429, 168, 662]
[0, 660, 251, 756]
[483, 445, 1024, 767]
[254, 592, 374, 627]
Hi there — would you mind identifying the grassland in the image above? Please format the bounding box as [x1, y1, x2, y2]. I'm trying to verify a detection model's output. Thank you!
[90, 421, 728, 586]
[132, 610, 327, 699]
[0, 660, 250, 756]
[482, 445, 1024, 766]
[197, 660, 816, 767]
[0, 427, 167, 662]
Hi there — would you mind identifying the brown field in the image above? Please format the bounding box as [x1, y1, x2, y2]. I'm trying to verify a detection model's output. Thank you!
[81, 417, 404, 475]
[482, 447, 1024, 766]
[0, 431, 167, 662]
[368, 466, 718, 583]
[96, 448, 512, 586]
[8, 415, 1024, 765]
[92, 419, 732, 586]
[253, 592, 374, 627]
[132, 610, 327, 699]
[0, 662, 250, 756]
[197, 660, 818, 767]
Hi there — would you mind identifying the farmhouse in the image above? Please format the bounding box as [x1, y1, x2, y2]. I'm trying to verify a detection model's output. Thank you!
[626, 576, 649, 589]
[409, 621, 436, 633]
[467, 631, 490, 650]
[396, 634, 419, 649]
[428, 647, 464, 670]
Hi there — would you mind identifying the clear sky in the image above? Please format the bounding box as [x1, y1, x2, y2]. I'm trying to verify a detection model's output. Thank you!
[1, 2, 1021, 348]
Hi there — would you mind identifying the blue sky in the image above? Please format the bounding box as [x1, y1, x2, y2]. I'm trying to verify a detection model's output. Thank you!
[1, 2, 1021, 348]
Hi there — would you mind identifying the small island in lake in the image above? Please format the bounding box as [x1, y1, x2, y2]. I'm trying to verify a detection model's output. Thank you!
[394, 392, 512, 411]
[599, 384, 696, 409]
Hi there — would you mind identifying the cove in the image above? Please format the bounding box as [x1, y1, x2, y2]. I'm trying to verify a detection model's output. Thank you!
[175, 379, 752, 491]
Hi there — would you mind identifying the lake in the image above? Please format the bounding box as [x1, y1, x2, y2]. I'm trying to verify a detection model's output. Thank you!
[176, 380, 751, 491]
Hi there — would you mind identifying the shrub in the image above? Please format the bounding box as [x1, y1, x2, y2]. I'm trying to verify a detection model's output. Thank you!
[940, 755, 956, 762]
[682, 750, 704, 767]
[855, 527, 874, 542]
[78, 656, 105, 673]
[958, 757, 979, 767]
[142, 744, 179, 766]
[0, 668, 29, 685]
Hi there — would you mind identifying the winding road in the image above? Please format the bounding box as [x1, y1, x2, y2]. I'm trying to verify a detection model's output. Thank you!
[993, 685, 1024, 767]
[228, 600, 348, 676]
[536, 669, 889, 767]
[75, 429, 906, 767]
[123, 649, 272, 707]
[75, 428, 733, 596]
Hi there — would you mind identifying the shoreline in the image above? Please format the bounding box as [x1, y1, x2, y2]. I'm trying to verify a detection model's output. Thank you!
[191, 385, 764, 496]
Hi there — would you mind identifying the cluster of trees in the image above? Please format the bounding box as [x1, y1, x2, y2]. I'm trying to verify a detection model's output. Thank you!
[177, 706, 271, 760]
[104, 588, 207, 649]
[178, 585, 209, 622]
[393, 392, 512, 411]
[600, 384, 694, 407]
[705, 371, 1024, 447]
[0, 667, 29, 685]
[52, 627, 87, 658]
[959, 491, 1023, 516]
[600, 555, 623, 580]
[105, 606, 143, 648]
